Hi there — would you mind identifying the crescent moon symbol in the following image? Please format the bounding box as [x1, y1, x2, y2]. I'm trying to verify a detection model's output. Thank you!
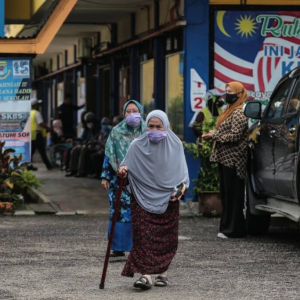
[217, 11, 231, 38]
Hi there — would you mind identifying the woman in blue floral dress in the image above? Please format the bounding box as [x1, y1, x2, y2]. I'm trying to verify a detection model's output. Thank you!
[101, 100, 146, 257]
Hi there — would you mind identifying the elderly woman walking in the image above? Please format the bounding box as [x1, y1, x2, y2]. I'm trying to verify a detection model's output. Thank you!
[101, 100, 146, 257]
[202, 81, 248, 239]
[117, 110, 189, 290]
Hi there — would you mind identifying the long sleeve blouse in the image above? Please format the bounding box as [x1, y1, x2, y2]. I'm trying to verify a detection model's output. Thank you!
[210, 108, 248, 180]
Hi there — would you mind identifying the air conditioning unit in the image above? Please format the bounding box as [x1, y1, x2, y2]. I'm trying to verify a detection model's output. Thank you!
[77, 37, 93, 58]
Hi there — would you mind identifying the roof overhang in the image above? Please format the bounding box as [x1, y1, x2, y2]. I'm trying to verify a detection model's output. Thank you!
[0, 0, 78, 54]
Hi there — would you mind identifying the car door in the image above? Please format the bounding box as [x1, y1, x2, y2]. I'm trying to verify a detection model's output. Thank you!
[250, 77, 295, 196]
[273, 79, 300, 201]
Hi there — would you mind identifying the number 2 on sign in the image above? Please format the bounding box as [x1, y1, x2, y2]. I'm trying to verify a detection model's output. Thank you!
[194, 97, 203, 110]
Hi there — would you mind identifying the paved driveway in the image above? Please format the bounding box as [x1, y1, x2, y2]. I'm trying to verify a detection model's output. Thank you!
[1, 215, 300, 300]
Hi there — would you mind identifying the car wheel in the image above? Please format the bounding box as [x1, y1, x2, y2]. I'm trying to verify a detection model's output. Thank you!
[246, 178, 271, 235]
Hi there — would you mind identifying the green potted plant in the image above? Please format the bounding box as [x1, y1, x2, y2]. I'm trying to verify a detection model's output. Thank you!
[0, 140, 43, 214]
[183, 97, 222, 217]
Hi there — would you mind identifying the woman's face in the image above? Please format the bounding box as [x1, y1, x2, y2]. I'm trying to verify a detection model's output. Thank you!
[125, 103, 139, 117]
[225, 86, 234, 94]
[147, 117, 165, 131]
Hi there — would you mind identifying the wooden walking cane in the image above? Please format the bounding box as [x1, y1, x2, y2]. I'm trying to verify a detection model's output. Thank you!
[99, 175, 125, 289]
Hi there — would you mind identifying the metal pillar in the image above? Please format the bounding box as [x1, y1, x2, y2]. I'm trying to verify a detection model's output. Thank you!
[183, 0, 210, 200]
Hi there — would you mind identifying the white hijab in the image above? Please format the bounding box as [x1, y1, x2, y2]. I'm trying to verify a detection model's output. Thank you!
[121, 110, 189, 214]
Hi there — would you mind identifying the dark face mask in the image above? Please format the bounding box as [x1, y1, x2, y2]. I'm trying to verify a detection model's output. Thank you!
[225, 93, 238, 104]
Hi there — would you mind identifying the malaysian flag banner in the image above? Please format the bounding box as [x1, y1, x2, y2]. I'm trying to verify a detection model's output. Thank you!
[214, 11, 300, 108]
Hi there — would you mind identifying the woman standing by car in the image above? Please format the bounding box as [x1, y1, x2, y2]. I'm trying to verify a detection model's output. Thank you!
[202, 81, 248, 238]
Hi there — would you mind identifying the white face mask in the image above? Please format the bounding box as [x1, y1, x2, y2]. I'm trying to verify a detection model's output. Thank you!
[87, 122, 94, 129]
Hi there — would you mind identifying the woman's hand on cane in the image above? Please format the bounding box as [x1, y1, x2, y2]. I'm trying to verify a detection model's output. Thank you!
[170, 193, 178, 201]
[117, 166, 128, 178]
[170, 193, 183, 202]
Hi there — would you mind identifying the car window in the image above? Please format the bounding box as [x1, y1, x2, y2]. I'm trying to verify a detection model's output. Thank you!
[285, 80, 300, 115]
[266, 78, 294, 119]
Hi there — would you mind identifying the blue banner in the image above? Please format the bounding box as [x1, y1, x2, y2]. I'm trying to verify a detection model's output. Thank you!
[0, 101, 31, 164]
[0, 58, 32, 164]
[0, 58, 32, 101]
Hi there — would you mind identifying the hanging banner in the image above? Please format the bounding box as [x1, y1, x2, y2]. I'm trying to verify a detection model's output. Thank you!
[214, 10, 300, 116]
[0, 58, 32, 101]
[0, 58, 32, 163]
[0, 101, 31, 163]
[189, 68, 207, 126]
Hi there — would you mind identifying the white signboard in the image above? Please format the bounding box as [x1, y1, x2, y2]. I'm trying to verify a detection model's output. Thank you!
[189, 69, 207, 126]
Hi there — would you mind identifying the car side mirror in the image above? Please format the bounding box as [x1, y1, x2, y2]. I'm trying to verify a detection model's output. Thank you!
[243, 102, 262, 119]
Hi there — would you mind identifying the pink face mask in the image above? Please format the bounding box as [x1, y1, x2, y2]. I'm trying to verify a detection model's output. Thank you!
[125, 113, 141, 127]
[146, 130, 167, 143]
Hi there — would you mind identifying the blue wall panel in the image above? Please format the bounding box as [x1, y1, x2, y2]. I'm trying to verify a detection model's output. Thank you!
[184, 0, 209, 200]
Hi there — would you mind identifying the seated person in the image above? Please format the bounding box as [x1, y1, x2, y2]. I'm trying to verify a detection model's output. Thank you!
[88, 116, 122, 179]
[50, 120, 71, 168]
[112, 115, 123, 126]
[65, 112, 100, 177]
[63, 111, 88, 171]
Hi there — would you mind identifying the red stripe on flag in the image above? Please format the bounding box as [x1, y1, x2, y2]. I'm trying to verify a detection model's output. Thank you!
[214, 70, 255, 91]
[213, 86, 224, 93]
[275, 57, 280, 68]
[257, 58, 265, 91]
[215, 53, 253, 76]
[267, 56, 272, 82]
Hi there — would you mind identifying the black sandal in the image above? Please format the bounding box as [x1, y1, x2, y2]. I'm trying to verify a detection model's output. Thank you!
[154, 276, 168, 287]
[133, 275, 152, 290]
[109, 251, 125, 257]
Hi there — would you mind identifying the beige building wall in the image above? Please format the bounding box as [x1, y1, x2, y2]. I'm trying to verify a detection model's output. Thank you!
[160, 0, 184, 26]
[141, 60, 154, 103]
[5, 0, 31, 20]
[167, 53, 183, 100]
[67, 46, 74, 65]
[118, 15, 131, 43]
[59, 53, 64, 68]
[116, 0, 184, 43]
[5, 0, 46, 20]
[160, 0, 171, 25]
[179, 0, 184, 17]
[32, 0, 46, 12]
[166, 52, 184, 138]
[46, 60, 51, 72]
[101, 27, 111, 44]
[135, 4, 155, 36]
[4, 25, 24, 38]
[52, 57, 58, 72]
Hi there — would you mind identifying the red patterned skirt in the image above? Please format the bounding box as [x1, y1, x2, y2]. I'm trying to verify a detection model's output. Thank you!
[121, 196, 179, 277]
